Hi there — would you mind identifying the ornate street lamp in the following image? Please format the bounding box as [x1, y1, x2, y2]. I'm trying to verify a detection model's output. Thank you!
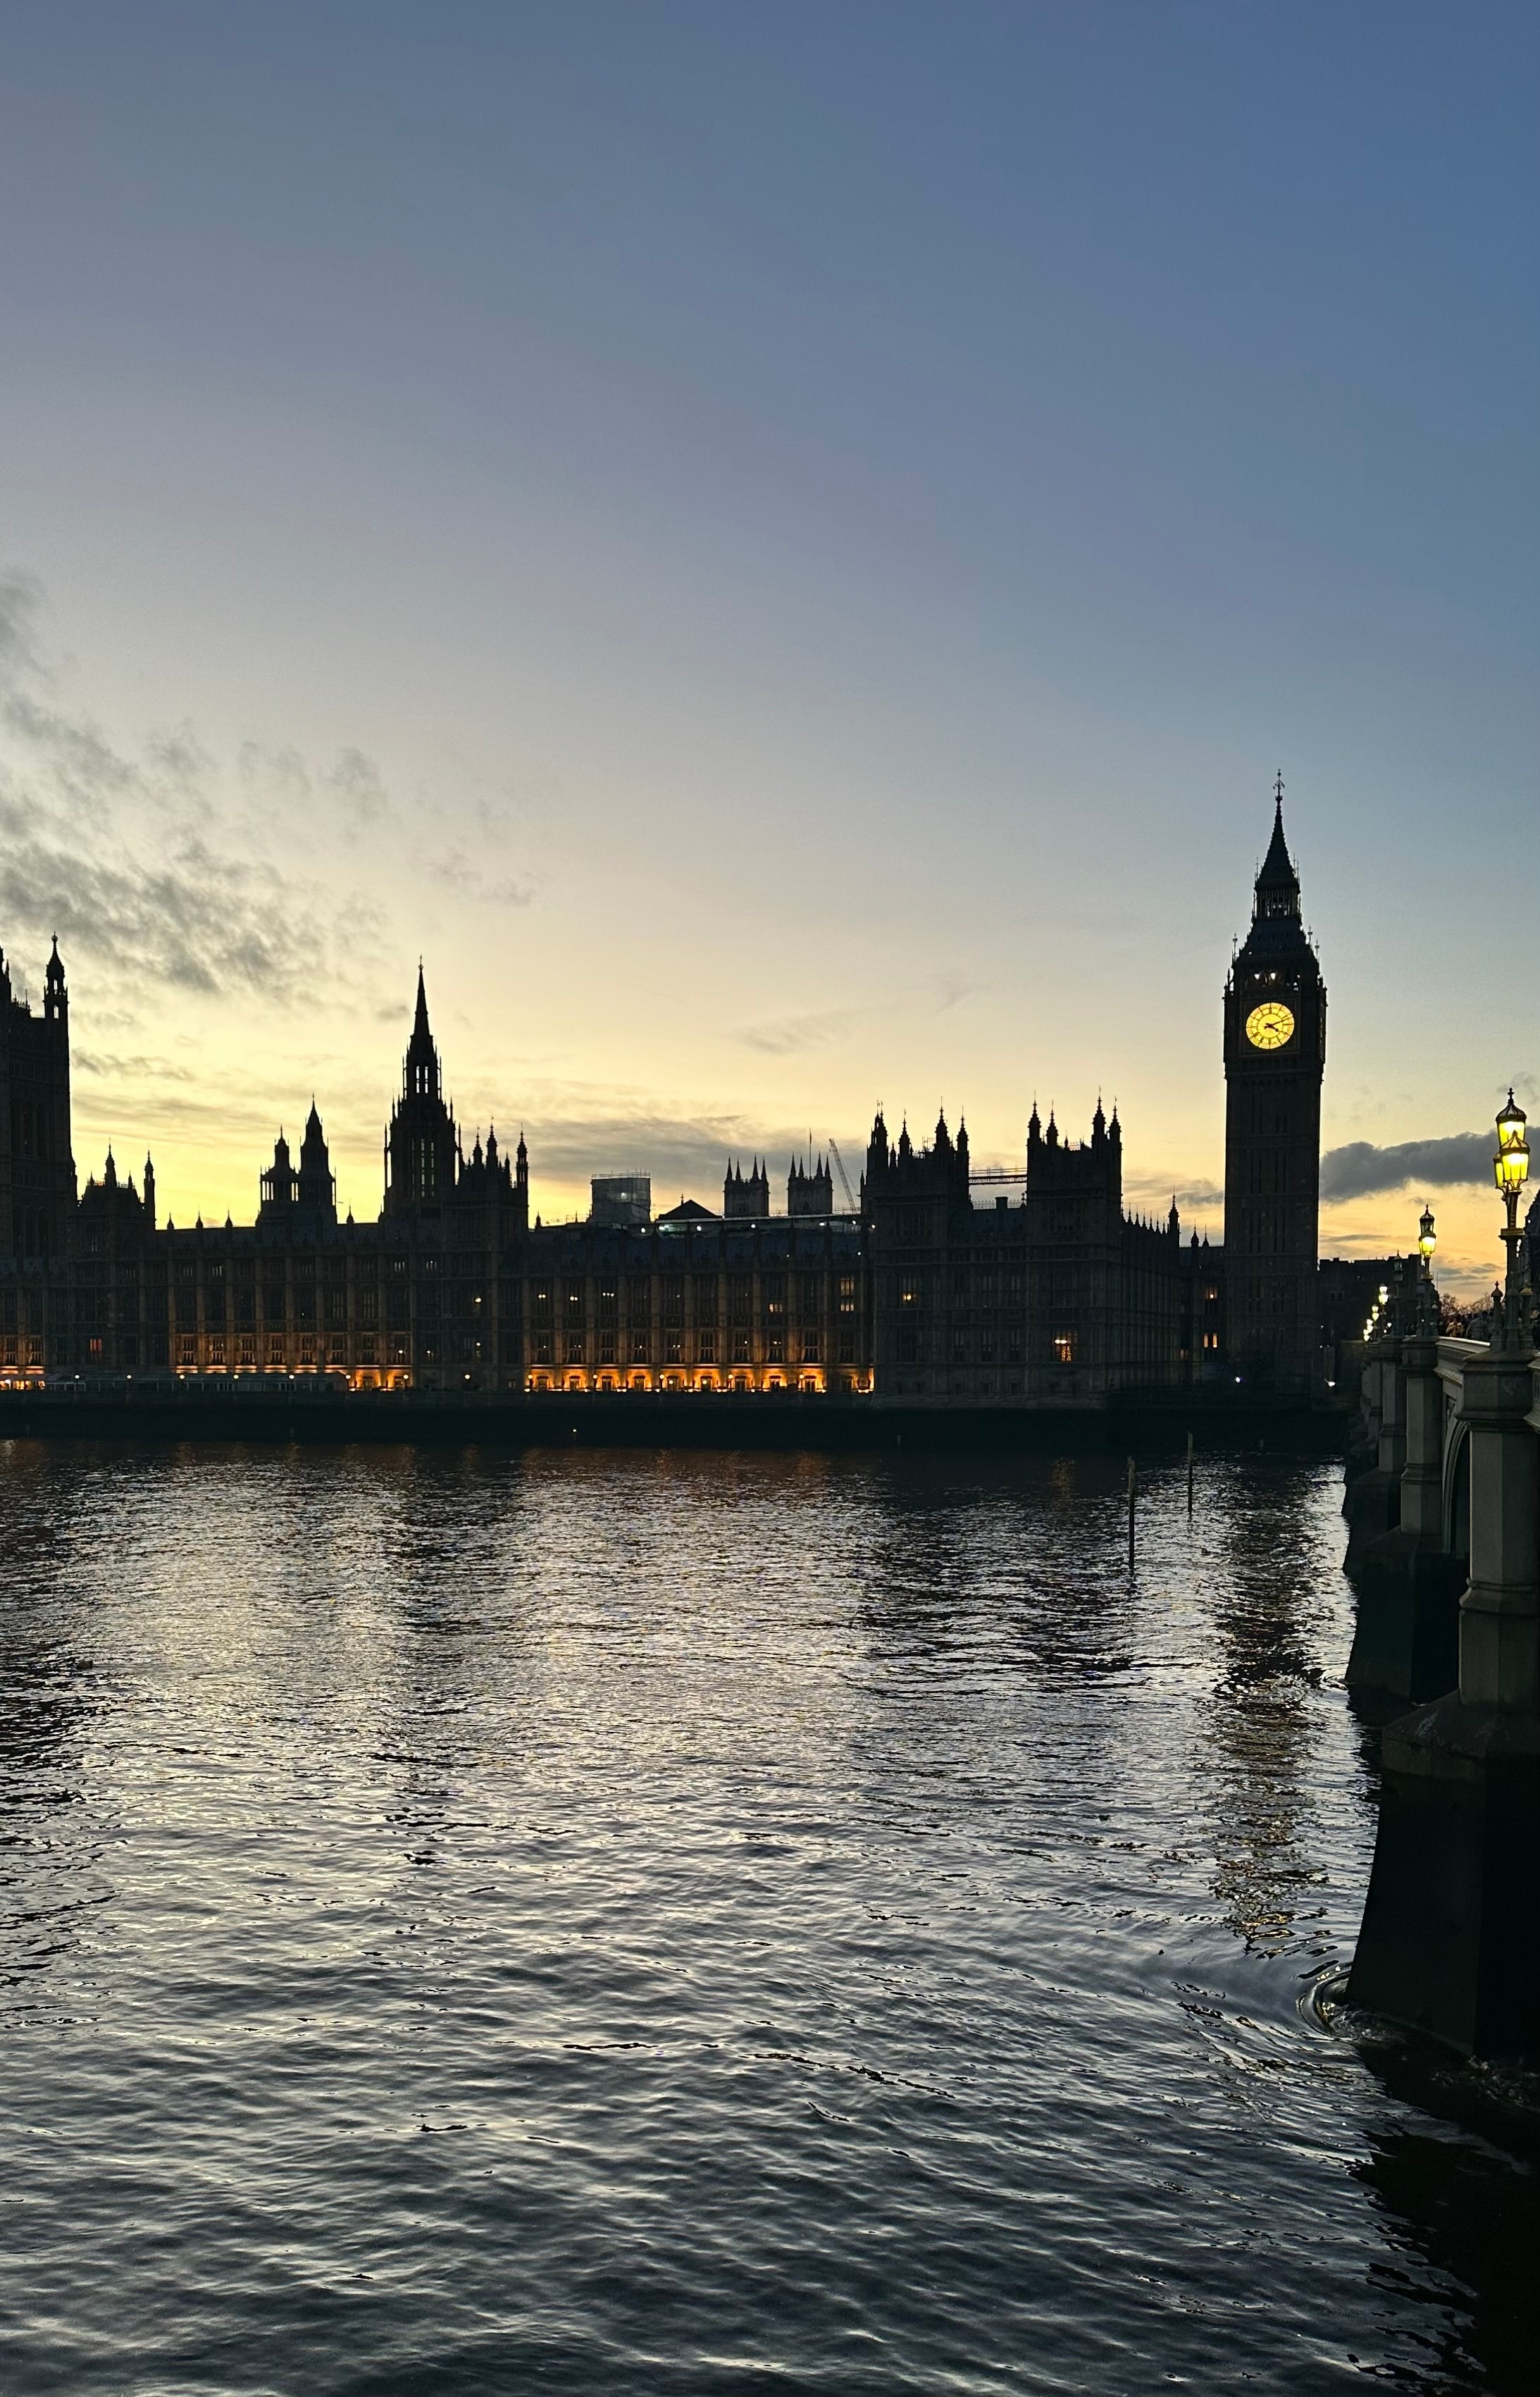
[1414, 1202, 1439, 1330]
[1493, 1089, 1531, 1344]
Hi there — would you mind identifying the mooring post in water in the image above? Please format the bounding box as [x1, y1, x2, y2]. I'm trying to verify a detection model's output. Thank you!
[1186, 1430, 1195, 1516]
[1126, 1456, 1136, 1572]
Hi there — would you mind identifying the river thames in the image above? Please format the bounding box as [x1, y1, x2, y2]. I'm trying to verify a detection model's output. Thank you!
[0, 1439, 1532, 2393]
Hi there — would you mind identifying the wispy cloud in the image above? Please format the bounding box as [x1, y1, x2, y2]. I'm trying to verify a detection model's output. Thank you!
[325, 745, 390, 829]
[1321, 1132, 1491, 1203]
[423, 846, 533, 908]
[0, 566, 390, 1005]
[1126, 1175, 1224, 1213]
[484, 1089, 864, 1213]
[738, 1008, 859, 1057]
[74, 1049, 197, 1083]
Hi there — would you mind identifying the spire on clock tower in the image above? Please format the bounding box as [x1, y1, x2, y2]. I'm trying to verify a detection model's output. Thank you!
[1253, 771, 1302, 925]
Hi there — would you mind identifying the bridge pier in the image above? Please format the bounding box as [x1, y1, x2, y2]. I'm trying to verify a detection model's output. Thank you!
[1343, 1339, 1404, 1559]
[1346, 1329, 1463, 1703]
[1348, 1339, 1539, 2059]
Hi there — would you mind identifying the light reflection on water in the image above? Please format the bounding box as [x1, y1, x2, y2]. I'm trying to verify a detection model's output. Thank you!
[0, 1439, 1532, 2393]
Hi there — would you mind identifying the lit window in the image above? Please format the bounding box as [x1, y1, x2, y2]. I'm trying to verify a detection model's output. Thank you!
[1052, 1332, 1075, 1365]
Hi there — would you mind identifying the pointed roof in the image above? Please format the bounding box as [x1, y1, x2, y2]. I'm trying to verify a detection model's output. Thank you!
[1256, 786, 1298, 899]
[414, 961, 430, 1036]
[1234, 773, 1315, 967]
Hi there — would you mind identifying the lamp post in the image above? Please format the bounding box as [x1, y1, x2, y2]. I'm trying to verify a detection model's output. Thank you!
[1415, 1202, 1438, 1331]
[1493, 1090, 1531, 1346]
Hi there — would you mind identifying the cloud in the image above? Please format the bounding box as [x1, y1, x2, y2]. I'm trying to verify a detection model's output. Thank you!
[481, 1092, 866, 1213]
[238, 741, 311, 803]
[1126, 1175, 1224, 1213]
[423, 847, 533, 907]
[145, 723, 216, 796]
[0, 568, 45, 679]
[1321, 1132, 1492, 1203]
[738, 1008, 859, 1056]
[0, 785, 383, 998]
[325, 745, 390, 829]
[73, 1049, 197, 1082]
[0, 563, 392, 1006]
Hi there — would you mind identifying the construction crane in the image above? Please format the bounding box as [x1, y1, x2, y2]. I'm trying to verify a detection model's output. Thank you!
[828, 1139, 859, 1213]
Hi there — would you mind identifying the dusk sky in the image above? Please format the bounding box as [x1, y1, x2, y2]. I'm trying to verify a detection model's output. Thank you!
[1, 4, 1534, 1290]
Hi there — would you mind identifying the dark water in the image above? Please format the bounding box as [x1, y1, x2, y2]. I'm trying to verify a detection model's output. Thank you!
[0, 1440, 1532, 2395]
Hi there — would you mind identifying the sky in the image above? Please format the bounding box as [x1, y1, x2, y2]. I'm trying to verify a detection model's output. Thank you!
[0, 2, 1534, 1292]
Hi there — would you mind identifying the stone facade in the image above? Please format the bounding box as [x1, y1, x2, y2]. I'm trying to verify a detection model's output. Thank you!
[862, 1101, 1219, 1408]
[0, 788, 1334, 1409]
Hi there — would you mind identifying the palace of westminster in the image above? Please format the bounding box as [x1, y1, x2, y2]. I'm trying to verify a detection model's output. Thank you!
[0, 798, 1336, 1408]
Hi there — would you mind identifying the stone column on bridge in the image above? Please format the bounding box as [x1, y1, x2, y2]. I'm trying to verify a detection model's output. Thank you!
[1457, 1345, 1540, 1709]
[1345, 1313, 1464, 1704]
[1348, 1334, 1539, 2058]
[1343, 1336, 1404, 1559]
[1343, 1347, 1385, 1512]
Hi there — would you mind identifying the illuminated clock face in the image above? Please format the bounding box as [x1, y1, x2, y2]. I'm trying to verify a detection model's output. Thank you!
[1246, 1001, 1295, 1051]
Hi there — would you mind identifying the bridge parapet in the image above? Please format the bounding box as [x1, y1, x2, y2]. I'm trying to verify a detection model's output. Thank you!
[1347, 1326, 1539, 2059]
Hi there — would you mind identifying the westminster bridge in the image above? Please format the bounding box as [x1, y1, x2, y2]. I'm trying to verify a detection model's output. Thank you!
[1343, 1314, 1539, 2062]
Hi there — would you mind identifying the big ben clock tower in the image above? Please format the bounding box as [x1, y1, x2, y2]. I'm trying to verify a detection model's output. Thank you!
[1222, 777, 1325, 1396]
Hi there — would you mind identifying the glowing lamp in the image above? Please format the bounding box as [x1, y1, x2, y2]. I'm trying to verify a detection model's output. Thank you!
[1417, 1204, 1436, 1261]
[1490, 1088, 1532, 1348]
[1494, 1089, 1529, 1194]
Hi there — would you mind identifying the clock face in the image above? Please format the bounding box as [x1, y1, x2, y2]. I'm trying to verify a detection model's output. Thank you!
[1245, 1000, 1295, 1051]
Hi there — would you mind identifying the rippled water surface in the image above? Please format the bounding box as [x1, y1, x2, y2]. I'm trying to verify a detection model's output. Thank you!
[1, 1438, 1533, 2393]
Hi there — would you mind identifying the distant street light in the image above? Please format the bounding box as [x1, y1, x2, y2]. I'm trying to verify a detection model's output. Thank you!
[1417, 1202, 1436, 1272]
